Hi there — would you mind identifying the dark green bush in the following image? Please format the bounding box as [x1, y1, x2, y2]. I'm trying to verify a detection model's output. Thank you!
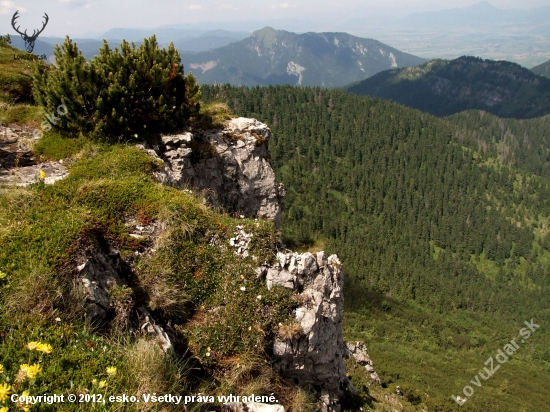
[33, 35, 201, 141]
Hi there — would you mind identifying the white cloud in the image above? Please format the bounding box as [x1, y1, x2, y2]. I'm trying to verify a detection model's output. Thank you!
[271, 3, 296, 9]
[0, 1, 25, 15]
[186, 4, 202, 9]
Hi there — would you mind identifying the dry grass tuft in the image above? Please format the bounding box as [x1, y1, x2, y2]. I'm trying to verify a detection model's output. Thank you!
[198, 102, 234, 129]
[125, 338, 188, 411]
[217, 353, 275, 396]
[277, 322, 302, 341]
[138, 260, 190, 321]
[287, 387, 317, 412]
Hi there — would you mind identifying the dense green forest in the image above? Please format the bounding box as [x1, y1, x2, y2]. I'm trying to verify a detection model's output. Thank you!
[202, 85, 550, 411]
[447, 110, 550, 178]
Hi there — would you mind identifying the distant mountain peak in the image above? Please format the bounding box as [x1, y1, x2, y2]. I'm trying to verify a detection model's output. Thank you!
[471, 1, 499, 10]
[181, 29, 427, 87]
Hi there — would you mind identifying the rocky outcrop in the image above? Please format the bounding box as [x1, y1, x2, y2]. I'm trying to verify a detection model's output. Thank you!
[257, 250, 350, 411]
[77, 244, 173, 352]
[152, 118, 285, 227]
[0, 125, 68, 187]
[345, 342, 381, 384]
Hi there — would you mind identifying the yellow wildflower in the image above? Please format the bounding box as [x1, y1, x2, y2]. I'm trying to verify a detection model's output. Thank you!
[39, 169, 46, 181]
[0, 270, 6, 279]
[92, 378, 97, 385]
[26, 364, 41, 379]
[26, 341, 40, 351]
[19, 363, 41, 379]
[106, 366, 117, 376]
[36, 343, 53, 354]
[98, 380, 108, 389]
[0, 407, 8, 412]
[0, 383, 11, 402]
[0, 364, 3, 374]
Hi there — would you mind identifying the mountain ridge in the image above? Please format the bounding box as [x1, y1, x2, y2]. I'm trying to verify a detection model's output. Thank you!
[345, 55, 550, 118]
[181, 27, 428, 87]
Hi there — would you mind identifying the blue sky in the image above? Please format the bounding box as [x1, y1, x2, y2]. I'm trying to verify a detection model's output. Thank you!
[2, 0, 550, 36]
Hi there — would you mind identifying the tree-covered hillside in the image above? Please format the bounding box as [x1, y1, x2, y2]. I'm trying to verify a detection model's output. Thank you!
[446, 110, 550, 178]
[345, 56, 550, 119]
[203, 85, 550, 411]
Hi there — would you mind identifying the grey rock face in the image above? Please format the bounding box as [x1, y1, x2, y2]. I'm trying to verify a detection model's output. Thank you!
[344, 341, 381, 384]
[77, 247, 172, 352]
[155, 118, 285, 227]
[0, 126, 68, 187]
[265, 250, 349, 411]
[0, 161, 69, 187]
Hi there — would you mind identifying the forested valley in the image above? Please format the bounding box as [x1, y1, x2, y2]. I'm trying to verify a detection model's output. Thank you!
[203, 85, 550, 411]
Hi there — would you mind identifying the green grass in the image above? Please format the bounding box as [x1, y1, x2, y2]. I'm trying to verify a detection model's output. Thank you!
[0, 103, 42, 125]
[344, 295, 550, 412]
[0, 43, 42, 105]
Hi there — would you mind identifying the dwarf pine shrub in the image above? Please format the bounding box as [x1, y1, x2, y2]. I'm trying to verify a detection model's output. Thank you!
[33, 35, 201, 141]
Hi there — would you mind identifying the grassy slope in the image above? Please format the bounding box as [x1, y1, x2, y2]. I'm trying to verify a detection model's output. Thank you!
[0, 42, 43, 124]
[0, 91, 310, 412]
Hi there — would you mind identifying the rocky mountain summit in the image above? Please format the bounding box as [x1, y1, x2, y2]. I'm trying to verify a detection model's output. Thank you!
[182, 27, 427, 87]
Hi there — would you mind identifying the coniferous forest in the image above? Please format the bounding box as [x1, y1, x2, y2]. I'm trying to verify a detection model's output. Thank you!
[202, 85, 550, 411]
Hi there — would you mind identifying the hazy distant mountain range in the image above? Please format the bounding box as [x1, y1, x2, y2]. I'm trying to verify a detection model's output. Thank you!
[9, 29, 249, 62]
[398, 1, 550, 30]
[532, 60, 550, 78]
[345, 56, 550, 119]
[8, 2, 550, 68]
[343, 2, 550, 67]
[180, 27, 427, 87]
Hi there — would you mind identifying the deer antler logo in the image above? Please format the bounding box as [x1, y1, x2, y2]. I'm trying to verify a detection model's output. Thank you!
[11, 10, 49, 53]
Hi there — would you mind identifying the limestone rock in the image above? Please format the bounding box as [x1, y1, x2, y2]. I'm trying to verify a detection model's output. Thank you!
[0, 161, 68, 187]
[153, 118, 285, 226]
[77, 247, 173, 352]
[222, 403, 285, 412]
[344, 341, 381, 384]
[267, 251, 349, 411]
[229, 225, 254, 259]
